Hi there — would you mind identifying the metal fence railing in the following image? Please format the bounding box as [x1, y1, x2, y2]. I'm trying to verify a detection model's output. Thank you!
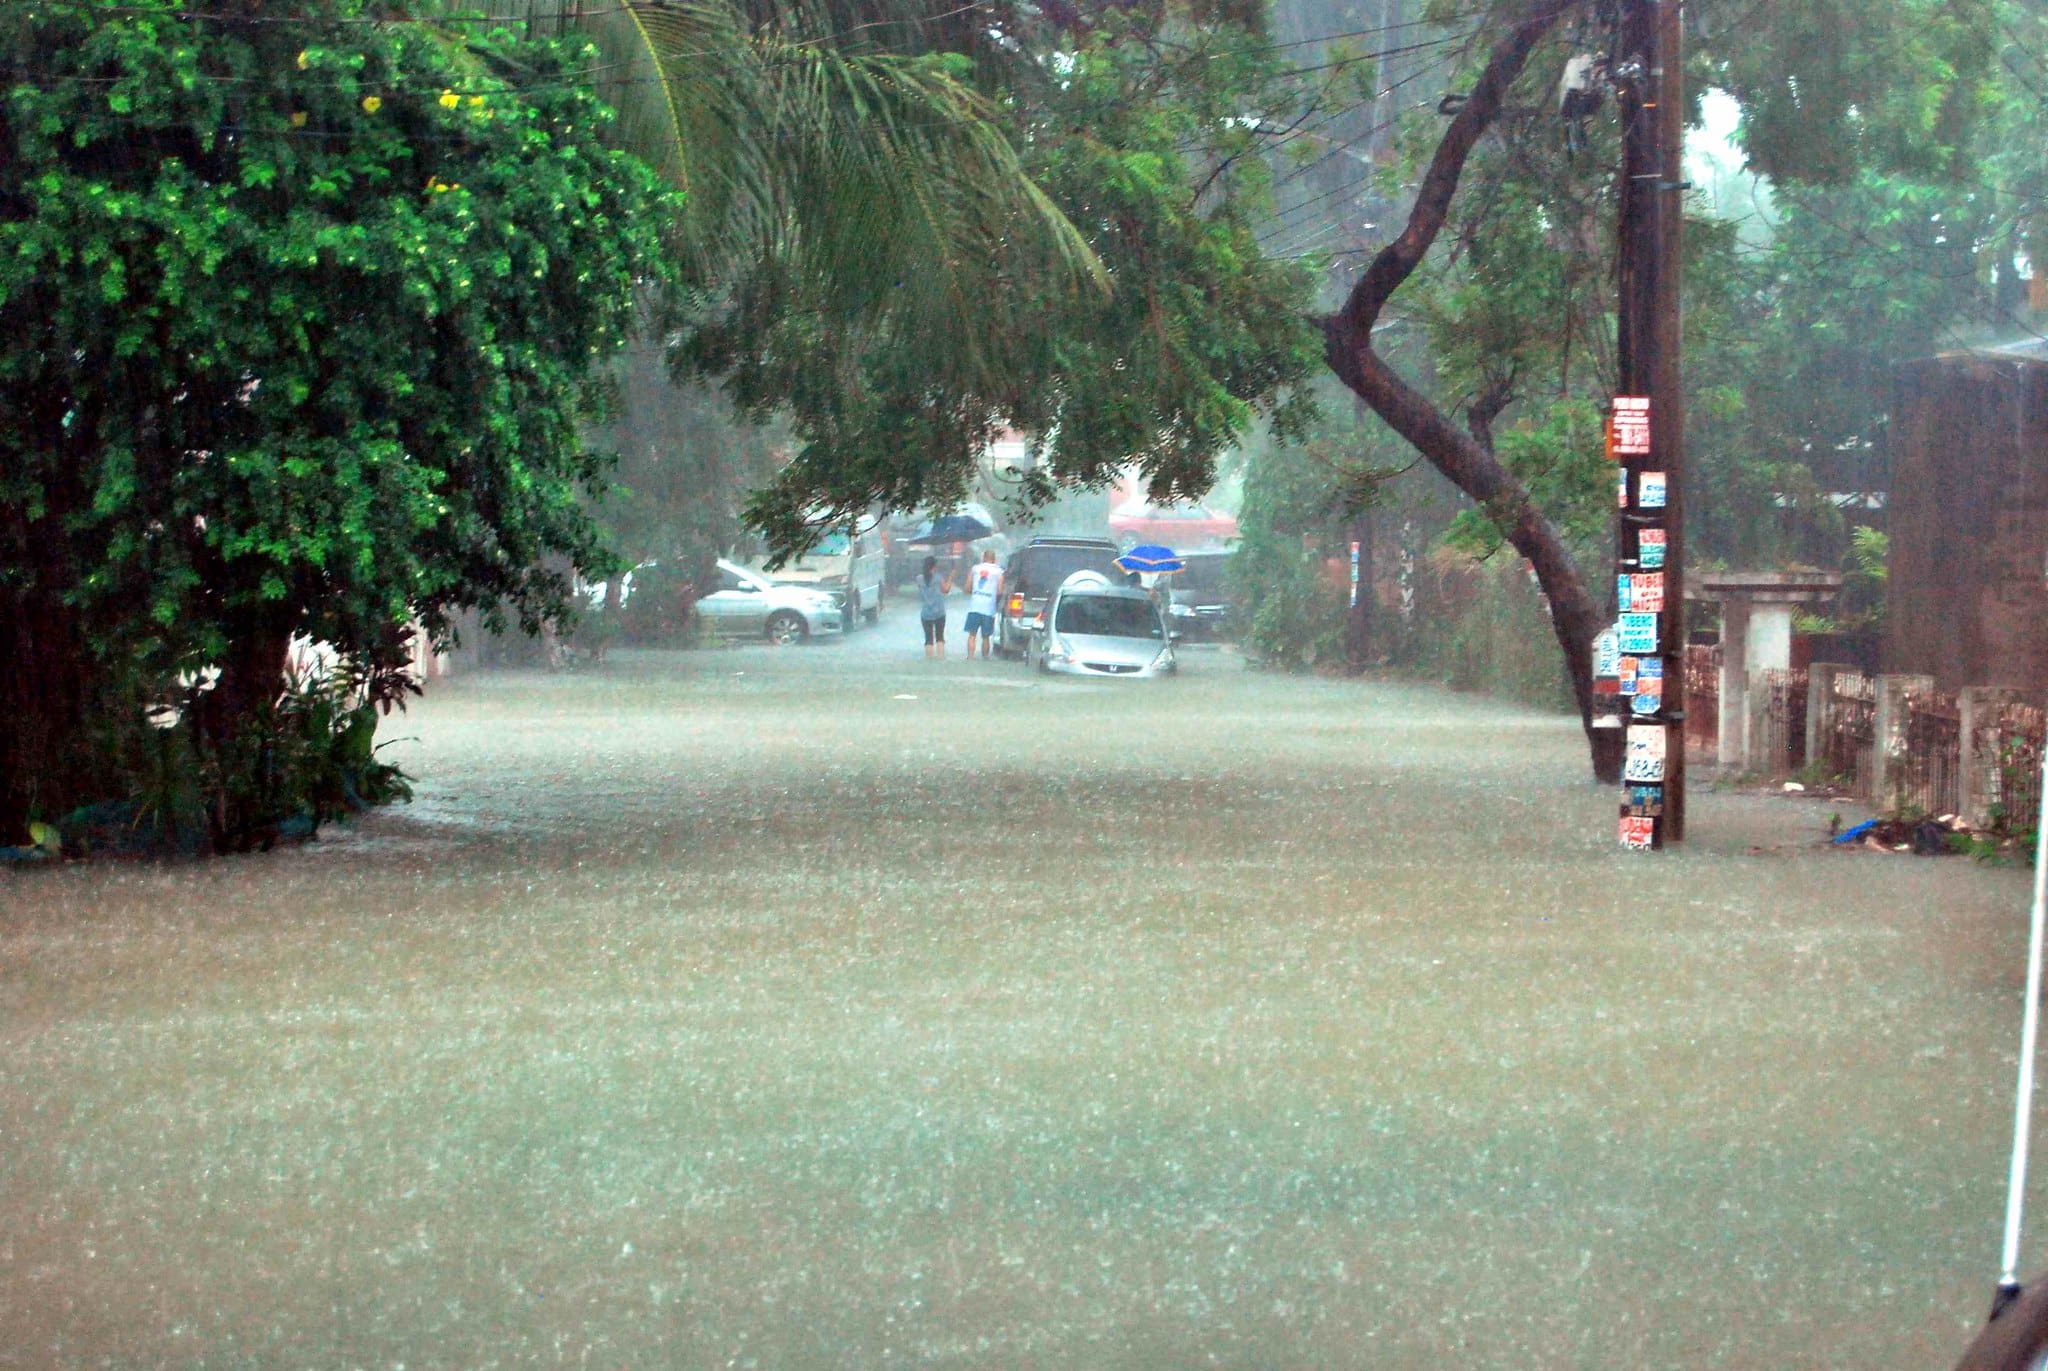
[1756, 667, 1809, 775]
[1683, 643, 1720, 763]
[1899, 688, 1962, 817]
[1822, 670, 1876, 792]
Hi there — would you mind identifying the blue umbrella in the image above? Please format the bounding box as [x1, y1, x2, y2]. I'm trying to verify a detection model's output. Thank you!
[1116, 543, 1184, 573]
[904, 512, 996, 545]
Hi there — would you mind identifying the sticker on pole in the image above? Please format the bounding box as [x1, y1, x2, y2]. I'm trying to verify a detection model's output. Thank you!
[1619, 814, 1657, 849]
[1631, 657, 1664, 714]
[1625, 784, 1665, 818]
[1617, 612, 1659, 655]
[1612, 396, 1651, 456]
[1638, 527, 1667, 569]
[1637, 470, 1668, 509]
[1623, 723, 1666, 782]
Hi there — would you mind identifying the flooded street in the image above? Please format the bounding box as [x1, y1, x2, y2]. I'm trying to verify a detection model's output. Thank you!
[1, 603, 2036, 1368]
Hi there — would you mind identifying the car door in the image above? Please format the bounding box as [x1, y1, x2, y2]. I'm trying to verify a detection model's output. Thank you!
[698, 567, 767, 637]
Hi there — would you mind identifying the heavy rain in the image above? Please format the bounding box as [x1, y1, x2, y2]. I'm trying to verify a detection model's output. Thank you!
[8, 0, 2048, 1367]
[2, 605, 2039, 1366]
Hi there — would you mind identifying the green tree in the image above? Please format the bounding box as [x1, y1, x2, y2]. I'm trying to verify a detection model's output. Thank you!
[598, 0, 1324, 554]
[0, 1, 676, 844]
[1319, 0, 2006, 777]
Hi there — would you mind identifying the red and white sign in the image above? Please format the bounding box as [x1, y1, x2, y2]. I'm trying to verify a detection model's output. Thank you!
[1629, 571, 1666, 613]
[1612, 396, 1651, 456]
[1619, 814, 1657, 849]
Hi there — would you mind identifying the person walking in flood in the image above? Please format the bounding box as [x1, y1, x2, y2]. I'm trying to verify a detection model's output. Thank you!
[963, 550, 1003, 660]
[916, 555, 955, 659]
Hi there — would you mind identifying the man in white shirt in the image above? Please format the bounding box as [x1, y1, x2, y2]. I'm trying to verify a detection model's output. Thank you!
[963, 550, 1004, 660]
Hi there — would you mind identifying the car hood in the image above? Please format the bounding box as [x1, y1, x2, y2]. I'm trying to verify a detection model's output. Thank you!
[1051, 632, 1166, 666]
[764, 587, 836, 611]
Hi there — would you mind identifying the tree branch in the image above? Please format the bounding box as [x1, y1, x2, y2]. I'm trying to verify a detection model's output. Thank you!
[1329, 2, 1567, 340]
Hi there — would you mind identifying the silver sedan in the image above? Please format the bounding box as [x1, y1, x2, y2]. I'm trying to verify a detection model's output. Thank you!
[696, 559, 844, 644]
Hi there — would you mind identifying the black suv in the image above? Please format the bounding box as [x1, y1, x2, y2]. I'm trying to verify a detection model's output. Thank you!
[995, 537, 1125, 657]
[1165, 548, 1237, 641]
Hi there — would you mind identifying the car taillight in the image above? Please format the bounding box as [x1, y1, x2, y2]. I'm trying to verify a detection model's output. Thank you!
[1007, 593, 1024, 615]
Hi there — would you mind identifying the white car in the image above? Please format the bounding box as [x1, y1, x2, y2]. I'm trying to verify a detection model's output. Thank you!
[696, 558, 844, 644]
[1026, 571, 1176, 678]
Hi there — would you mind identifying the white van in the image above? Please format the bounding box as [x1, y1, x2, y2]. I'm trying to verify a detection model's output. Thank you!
[743, 524, 886, 627]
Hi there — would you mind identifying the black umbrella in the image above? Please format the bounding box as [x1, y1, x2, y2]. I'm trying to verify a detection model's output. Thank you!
[904, 512, 996, 546]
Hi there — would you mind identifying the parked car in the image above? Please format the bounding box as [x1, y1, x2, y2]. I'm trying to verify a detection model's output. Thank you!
[994, 536, 1125, 658]
[742, 524, 885, 627]
[1026, 571, 1176, 678]
[1107, 492, 1239, 552]
[696, 558, 844, 644]
[1164, 548, 1238, 642]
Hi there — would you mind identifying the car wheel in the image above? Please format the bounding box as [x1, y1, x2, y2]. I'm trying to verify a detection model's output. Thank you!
[765, 611, 807, 645]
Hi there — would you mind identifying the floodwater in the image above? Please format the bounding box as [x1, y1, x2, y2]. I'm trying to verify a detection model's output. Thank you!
[0, 600, 2036, 1368]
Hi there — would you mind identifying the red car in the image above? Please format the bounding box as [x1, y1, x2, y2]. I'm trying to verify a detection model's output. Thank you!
[1107, 494, 1239, 551]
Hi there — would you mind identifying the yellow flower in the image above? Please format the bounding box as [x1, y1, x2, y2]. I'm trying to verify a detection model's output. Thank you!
[361, 95, 382, 115]
[296, 50, 309, 70]
[438, 90, 459, 110]
[466, 94, 485, 109]
[290, 111, 307, 128]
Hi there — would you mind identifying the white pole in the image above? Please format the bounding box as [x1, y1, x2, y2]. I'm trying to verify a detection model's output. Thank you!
[1998, 745, 2048, 1292]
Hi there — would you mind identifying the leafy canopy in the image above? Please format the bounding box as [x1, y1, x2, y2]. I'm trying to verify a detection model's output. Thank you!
[0, 0, 678, 686]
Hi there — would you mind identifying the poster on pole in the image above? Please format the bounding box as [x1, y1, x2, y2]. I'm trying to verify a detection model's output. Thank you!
[1617, 612, 1659, 655]
[1349, 541, 1360, 607]
[1631, 657, 1664, 714]
[1629, 571, 1666, 613]
[1637, 470, 1668, 509]
[1619, 814, 1657, 849]
[1592, 627, 1620, 679]
[1612, 396, 1651, 456]
[1638, 527, 1667, 569]
[1623, 723, 1666, 782]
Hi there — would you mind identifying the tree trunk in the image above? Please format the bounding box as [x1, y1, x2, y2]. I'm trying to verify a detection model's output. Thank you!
[1319, 0, 1624, 782]
[0, 593, 103, 844]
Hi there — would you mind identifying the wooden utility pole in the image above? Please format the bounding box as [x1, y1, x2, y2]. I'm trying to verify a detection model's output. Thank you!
[1611, 0, 1686, 846]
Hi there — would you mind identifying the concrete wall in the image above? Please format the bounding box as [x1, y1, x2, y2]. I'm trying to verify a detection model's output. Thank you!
[1885, 349, 2048, 694]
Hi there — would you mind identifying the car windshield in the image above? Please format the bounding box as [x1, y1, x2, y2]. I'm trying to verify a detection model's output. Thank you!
[1055, 593, 1162, 639]
[1174, 555, 1232, 595]
[1017, 547, 1121, 593]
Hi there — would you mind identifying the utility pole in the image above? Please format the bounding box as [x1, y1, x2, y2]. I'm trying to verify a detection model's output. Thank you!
[1611, 0, 1686, 847]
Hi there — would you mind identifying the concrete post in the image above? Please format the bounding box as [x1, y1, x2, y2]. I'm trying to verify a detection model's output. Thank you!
[1745, 670, 1776, 774]
[1718, 597, 1751, 775]
[1959, 687, 2025, 826]
[1807, 663, 1847, 777]
[1874, 673, 1935, 808]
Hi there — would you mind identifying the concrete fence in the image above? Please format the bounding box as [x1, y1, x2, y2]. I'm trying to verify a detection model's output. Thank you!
[1680, 649, 2045, 824]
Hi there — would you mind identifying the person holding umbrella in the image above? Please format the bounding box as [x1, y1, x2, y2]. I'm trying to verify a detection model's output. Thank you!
[915, 555, 955, 659]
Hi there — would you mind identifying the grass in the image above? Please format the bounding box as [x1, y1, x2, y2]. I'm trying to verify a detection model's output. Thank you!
[0, 630, 2036, 1367]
